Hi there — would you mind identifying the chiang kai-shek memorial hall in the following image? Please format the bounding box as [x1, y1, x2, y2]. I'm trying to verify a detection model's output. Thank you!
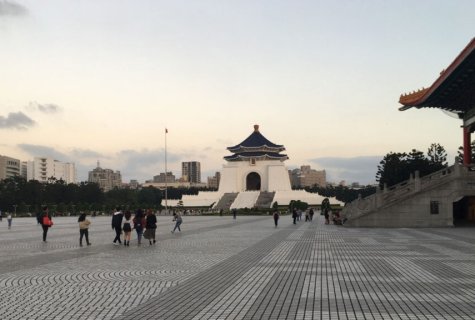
[169, 125, 341, 210]
[343, 38, 475, 227]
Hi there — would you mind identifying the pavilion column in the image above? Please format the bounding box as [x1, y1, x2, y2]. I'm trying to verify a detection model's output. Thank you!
[463, 126, 472, 165]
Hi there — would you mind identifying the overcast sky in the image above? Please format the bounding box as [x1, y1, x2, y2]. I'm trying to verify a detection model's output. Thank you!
[1, 0, 473, 184]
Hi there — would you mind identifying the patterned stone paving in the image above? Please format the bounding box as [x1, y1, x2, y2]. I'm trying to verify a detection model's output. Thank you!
[0, 215, 474, 320]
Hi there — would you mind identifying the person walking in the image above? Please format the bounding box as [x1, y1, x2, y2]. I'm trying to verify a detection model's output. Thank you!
[232, 208, 237, 220]
[273, 210, 279, 227]
[309, 208, 314, 221]
[171, 212, 182, 233]
[144, 209, 157, 245]
[324, 209, 330, 225]
[7, 213, 12, 229]
[292, 208, 297, 225]
[41, 206, 53, 242]
[122, 211, 132, 246]
[133, 208, 145, 245]
[111, 207, 123, 245]
[78, 213, 91, 247]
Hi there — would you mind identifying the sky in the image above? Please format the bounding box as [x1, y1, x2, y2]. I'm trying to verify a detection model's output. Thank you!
[1, 0, 474, 185]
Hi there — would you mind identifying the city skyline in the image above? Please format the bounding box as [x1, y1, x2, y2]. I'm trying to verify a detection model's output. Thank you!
[1, 1, 474, 184]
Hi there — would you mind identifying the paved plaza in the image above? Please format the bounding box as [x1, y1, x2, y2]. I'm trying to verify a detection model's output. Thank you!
[0, 214, 474, 320]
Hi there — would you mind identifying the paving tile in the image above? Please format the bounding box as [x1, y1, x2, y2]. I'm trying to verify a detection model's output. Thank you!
[0, 215, 474, 319]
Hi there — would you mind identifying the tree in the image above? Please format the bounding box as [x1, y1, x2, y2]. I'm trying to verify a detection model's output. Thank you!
[376, 143, 448, 188]
[306, 184, 376, 204]
[376, 152, 408, 187]
[427, 143, 448, 171]
[457, 140, 475, 164]
[289, 200, 308, 211]
[321, 198, 330, 215]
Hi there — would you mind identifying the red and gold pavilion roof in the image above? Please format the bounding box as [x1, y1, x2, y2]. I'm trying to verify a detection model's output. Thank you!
[399, 38, 475, 114]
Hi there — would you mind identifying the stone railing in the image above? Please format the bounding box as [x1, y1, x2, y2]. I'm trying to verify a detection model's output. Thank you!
[342, 164, 459, 222]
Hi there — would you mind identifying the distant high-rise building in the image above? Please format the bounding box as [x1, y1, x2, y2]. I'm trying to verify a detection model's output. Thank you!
[289, 165, 326, 188]
[27, 157, 76, 183]
[128, 179, 140, 189]
[0, 155, 21, 180]
[153, 172, 176, 183]
[207, 172, 221, 189]
[88, 161, 121, 191]
[21, 161, 27, 179]
[182, 161, 201, 183]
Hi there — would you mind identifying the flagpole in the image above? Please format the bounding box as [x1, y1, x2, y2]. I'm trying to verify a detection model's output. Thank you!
[165, 128, 168, 214]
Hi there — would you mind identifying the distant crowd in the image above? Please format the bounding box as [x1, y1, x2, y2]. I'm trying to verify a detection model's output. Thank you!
[36, 206, 183, 246]
[2, 206, 343, 245]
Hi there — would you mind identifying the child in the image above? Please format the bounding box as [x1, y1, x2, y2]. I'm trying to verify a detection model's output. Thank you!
[123, 211, 132, 246]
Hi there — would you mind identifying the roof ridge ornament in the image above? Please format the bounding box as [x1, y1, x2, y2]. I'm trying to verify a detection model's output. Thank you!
[254, 124, 259, 132]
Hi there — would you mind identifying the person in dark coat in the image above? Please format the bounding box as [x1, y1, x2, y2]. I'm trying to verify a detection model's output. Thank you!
[273, 210, 279, 227]
[133, 208, 145, 245]
[292, 209, 297, 225]
[324, 209, 330, 225]
[144, 209, 157, 245]
[111, 207, 123, 245]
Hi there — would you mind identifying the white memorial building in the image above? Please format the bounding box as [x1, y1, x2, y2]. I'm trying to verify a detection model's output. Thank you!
[168, 125, 341, 209]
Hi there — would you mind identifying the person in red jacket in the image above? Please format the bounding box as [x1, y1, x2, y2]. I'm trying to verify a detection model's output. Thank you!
[41, 206, 53, 242]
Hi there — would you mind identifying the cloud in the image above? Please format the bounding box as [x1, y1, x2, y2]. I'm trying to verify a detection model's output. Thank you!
[117, 148, 184, 181]
[0, 112, 35, 130]
[27, 102, 62, 114]
[18, 144, 69, 160]
[70, 148, 104, 159]
[0, 1, 27, 16]
[310, 156, 382, 185]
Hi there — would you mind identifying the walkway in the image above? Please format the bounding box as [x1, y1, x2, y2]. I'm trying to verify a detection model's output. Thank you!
[0, 215, 474, 320]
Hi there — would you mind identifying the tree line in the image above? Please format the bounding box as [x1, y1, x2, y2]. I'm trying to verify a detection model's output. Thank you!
[0, 142, 463, 212]
[0, 176, 215, 215]
[307, 143, 450, 204]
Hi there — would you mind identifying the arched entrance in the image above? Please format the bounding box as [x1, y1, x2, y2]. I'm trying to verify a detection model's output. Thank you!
[246, 172, 261, 191]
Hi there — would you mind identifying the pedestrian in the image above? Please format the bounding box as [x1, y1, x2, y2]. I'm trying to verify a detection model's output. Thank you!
[171, 212, 182, 233]
[305, 210, 310, 222]
[309, 208, 314, 221]
[292, 208, 297, 225]
[7, 213, 12, 229]
[123, 211, 132, 246]
[78, 212, 91, 247]
[324, 209, 330, 225]
[41, 206, 53, 242]
[232, 208, 237, 220]
[133, 208, 145, 245]
[144, 209, 157, 245]
[273, 210, 279, 227]
[111, 207, 123, 245]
